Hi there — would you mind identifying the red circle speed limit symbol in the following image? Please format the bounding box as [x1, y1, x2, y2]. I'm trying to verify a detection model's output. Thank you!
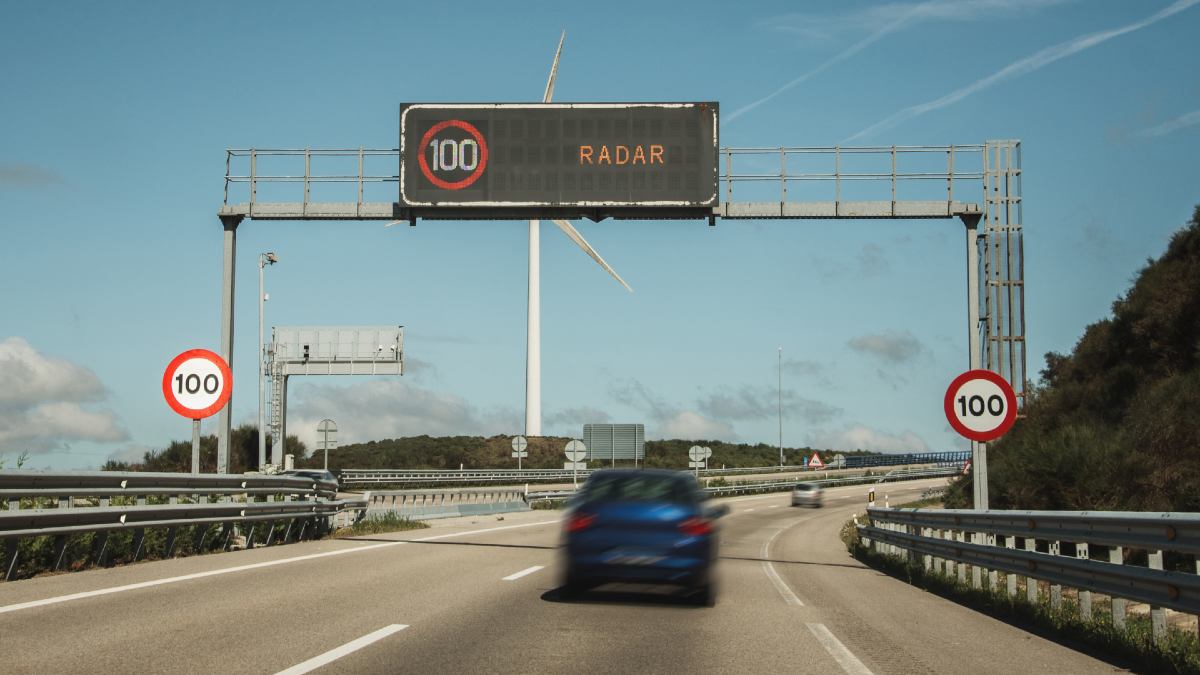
[944, 369, 1017, 442]
[162, 349, 232, 420]
[418, 119, 488, 190]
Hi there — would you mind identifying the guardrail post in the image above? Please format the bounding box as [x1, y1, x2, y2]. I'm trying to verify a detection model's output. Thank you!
[987, 534, 997, 590]
[245, 523, 257, 550]
[132, 528, 147, 561]
[1076, 542, 1091, 620]
[971, 532, 982, 589]
[52, 535, 69, 571]
[264, 521, 277, 547]
[1005, 536, 1017, 597]
[1149, 549, 1167, 642]
[4, 539, 18, 581]
[91, 532, 110, 567]
[1108, 546, 1126, 629]
[164, 527, 178, 558]
[1049, 540, 1062, 610]
[194, 525, 210, 553]
[956, 530, 967, 584]
[921, 527, 931, 571]
[1025, 537, 1039, 604]
[943, 529, 955, 577]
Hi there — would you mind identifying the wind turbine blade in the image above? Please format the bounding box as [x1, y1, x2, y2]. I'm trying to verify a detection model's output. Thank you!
[552, 219, 633, 293]
[543, 30, 565, 103]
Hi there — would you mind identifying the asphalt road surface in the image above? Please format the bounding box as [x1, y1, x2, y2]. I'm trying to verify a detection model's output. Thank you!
[0, 477, 1124, 674]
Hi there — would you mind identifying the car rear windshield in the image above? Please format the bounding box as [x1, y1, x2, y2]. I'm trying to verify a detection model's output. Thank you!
[581, 474, 696, 505]
[795, 483, 816, 491]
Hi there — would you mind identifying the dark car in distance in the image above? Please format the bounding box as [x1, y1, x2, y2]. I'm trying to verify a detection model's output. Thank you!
[560, 469, 729, 606]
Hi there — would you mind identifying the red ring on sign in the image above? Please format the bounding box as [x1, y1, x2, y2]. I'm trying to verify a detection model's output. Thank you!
[943, 369, 1018, 442]
[162, 348, 233, 420]
[417, 119, 488, 190]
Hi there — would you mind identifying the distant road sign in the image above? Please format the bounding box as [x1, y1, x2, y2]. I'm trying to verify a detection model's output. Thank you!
[688, 445, 704, 462]
[809, 453, 824, 470]
[564, 440, 587, 462]
[162, 349, 232, 420]
[703, 447, 712, 459]
[944, 369, 1018, 442]
[564, 461, 587, 471]
[511, 435, 529, 458]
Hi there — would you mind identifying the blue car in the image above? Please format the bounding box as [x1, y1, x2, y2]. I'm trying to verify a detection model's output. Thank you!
[560, 469, 729, 606]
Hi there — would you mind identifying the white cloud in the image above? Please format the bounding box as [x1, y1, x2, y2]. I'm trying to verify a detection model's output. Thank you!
[808, 425, 930, 453]
[0, 337, 127, 452]
[697, 385, 840, 424]
[0, 336, 105, 407]
[656, 411, 735, 441]
[608, 379, 737, 441]
[285, 379, 519, 450]
[847, 331, 924, 364]
[846, 0, 1200, 141]
[545, 406, 612, 431]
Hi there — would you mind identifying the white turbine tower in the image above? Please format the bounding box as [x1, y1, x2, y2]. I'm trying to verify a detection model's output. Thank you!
[388, 32, 632, 437]
[528, 31, 633, 436]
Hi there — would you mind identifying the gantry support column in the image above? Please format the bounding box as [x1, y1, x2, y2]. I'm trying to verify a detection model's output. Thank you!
[217, 215, 242, 474]
[962, 212, 988, 510]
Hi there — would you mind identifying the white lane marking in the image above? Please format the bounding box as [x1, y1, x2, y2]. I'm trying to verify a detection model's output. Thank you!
[768, 505, 780, 509]
[0, 518, 560, 616]
[761, 524, 804, 606]
[502, 565, 545, 581]
[807, 623, 873, 675]
[276, 624, 408, 675]
[745, 508, 757, 512]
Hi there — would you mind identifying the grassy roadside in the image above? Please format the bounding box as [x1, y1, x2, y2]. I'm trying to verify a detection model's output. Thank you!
[841, 509, 1200, 674]
[332, 512, 429, 537]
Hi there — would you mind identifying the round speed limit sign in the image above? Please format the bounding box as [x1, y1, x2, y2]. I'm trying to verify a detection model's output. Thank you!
[944, 369, 1017, 442]
[162, 349, 232, 420]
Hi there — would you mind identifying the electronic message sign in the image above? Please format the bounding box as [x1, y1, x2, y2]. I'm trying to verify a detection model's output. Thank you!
[399, 103, 718, 219]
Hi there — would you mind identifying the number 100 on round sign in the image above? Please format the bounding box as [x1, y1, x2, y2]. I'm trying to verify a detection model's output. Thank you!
[943, 369, 1017, 442]
[162, 349, 233, 420]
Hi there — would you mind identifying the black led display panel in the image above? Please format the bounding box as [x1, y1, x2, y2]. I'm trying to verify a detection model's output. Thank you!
[400, 103, 718, 211]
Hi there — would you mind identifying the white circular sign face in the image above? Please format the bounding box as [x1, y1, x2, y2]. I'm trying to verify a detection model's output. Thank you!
[703, 447, 712, 459]
[171, 358, 225, 410]
[944, 369, 1018, 442]
[511, 436, 528, 452]
[564, 440, 587, 462]
[162, 349, 232, 420]
[688, 445, 704, 461]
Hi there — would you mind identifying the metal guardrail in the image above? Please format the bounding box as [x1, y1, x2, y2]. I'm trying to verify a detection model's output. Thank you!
[338, 453, 970, 487]
[523, 467, 959, 502]
[363, 487, 530, 520]
[0, 470, 367, 581]
[860, 507, 1200, 642]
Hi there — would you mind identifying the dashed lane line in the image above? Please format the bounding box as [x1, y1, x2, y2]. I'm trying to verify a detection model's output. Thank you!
[502, 565, 545, 581]
[276, 624, 409, 675]
[807, 623, 873, 675]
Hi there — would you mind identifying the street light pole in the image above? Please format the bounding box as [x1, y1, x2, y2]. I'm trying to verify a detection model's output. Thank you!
[778, 346, 783, 467]
[258, 252, 278, 470]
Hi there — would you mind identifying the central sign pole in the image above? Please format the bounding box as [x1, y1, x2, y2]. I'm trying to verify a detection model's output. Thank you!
[963, 213, 988, 510]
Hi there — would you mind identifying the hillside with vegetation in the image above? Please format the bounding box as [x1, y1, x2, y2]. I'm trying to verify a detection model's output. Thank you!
[947, 205, 1200, 511]
[102, 429, 880, 474]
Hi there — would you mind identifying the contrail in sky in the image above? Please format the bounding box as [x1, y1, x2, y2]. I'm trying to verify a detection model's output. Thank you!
[844, 0, 1200, 142]
[723, 17, 913, 126]
[1138, 109, 1200, 138]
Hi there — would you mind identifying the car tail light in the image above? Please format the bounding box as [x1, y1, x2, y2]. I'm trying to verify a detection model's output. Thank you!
[566, 513, 596, 533]
[679, 517, 713, 537]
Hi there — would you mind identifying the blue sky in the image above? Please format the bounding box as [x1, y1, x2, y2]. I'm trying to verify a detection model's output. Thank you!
[2, 0, 1198, 469]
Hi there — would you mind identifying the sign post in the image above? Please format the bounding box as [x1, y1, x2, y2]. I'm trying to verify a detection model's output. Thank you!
[511, 435, 529, 470]
[162, 349, 233, 473]
[944, 369, 1018, 509]
[317, 419, 338, 471]
[688, 445, 705, 477]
